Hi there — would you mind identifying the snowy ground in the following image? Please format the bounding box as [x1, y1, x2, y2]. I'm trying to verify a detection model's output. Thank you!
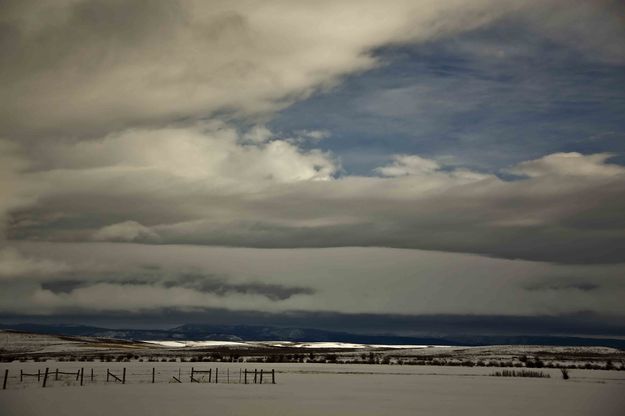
[3, 330, 624, 376]
[143, 339, 451, 349]
[1, 361, 624, 415]
[2, 330, 624, 415]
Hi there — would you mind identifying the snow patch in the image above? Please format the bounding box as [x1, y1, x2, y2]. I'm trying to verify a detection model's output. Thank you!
[142, 340, 250, 348]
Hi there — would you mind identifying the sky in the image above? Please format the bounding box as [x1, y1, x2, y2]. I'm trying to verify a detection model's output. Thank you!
[0, 0, 624, 337]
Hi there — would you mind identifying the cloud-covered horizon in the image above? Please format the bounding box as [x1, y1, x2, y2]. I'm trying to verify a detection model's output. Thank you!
[1, 0, 624, 335]
[1, 243, 625, 324]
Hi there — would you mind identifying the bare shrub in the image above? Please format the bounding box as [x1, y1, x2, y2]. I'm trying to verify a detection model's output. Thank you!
[490, 369, 550, 378]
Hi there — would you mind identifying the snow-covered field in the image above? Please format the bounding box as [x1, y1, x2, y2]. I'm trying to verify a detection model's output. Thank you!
[1, 361, 624, 416]
[3, 330, 624, 371]
[143, 339, 451, 349]
[2, 331, 624, 415]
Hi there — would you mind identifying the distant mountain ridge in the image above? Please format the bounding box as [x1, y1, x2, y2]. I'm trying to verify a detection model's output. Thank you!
[1, 323, 624, 349]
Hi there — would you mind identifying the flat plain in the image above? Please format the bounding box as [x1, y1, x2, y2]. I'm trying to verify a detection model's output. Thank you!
[2, 361, 625, 415]
[1, 331, 624, 415]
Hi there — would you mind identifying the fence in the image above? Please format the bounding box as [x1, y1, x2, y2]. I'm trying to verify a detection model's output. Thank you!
[189, 367, 276, 384]
[1, 366, 276, 390]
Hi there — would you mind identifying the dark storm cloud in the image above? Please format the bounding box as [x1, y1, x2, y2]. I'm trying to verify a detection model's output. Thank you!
[40, 280, 81, 294]
[40, 274, 314, 301]
[164, 274, 315, 301]
[3, 243, 624, 319]
[3, 309, 625, 339]
[523, 282, 600, 292]
[40, 279, 153, 294]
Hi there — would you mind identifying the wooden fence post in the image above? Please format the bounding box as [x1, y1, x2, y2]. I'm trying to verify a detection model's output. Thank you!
[3, 369, 8, 390]
[152, 368, 155, 383]
[244, 369, 247, 384]
[254, 369, 257, 384]
[55, 368, 59, 381]
[122, 368, 126, 384]
[20, 369, 23, 382]
[209, 369, 212, 383]
[215, 368, 218, 384]
[75, 370, 80, 381]
[80, 368, 84, 386]
[106, 369, 110, 383]
[42, 368, 49, 388]
[91, 368, 94, 382]
[239, 368, 242, 384]
[191, 367, 194, 380]
[260, 369, 263, 384]
[272, 369, 275, 384]
[37, 369, 41, 382]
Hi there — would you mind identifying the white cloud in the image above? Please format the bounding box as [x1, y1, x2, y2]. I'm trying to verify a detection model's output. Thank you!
[510, 152, 623, 178]
[375, 155, 491, 183]
[293, 130, 331, 142]
[243, 126, 274, 144]
[375, 155, 441, 177]
[92, 221, 160, 243]
[36, 123, 337, 186]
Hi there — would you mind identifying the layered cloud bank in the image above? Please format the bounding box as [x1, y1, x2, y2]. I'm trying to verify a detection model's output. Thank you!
[1, 0, 624, 331]
[2, 243, 625, 321]
[6, 124, 625, 264]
